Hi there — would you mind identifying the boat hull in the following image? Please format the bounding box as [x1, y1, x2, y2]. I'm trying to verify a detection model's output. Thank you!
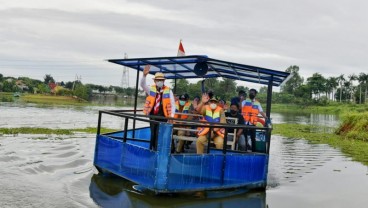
[94, 123, 269, 193]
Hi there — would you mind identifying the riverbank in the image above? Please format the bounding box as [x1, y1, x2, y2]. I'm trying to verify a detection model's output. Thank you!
[273, 123, 368, 166]
[0, 93, 89, 105]
[271, 103, 368, 114]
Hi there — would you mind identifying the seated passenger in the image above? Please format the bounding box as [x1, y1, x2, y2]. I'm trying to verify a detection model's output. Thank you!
[195, 93, 226, 154]
[224, 103, 245, 150]
[174, 94, 192, 153]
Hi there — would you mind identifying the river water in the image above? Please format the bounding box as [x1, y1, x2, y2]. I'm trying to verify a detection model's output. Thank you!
[0, 103, 367, 208]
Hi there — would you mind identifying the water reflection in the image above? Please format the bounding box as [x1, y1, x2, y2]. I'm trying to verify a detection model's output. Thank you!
[89, 174, 267, 208]
[271, 112, 340, 128]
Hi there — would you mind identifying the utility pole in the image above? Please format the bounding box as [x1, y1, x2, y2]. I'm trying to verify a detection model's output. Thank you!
[72, 74, 82, 91]
[121, 53, 129, 89]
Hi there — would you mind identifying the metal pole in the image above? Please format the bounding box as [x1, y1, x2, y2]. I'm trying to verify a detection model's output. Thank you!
[266, 75, 273, 118]
[266, 76, 273, 154]
[123, 117, 128, 142]
[174, 78, 177, 94]
[133, 65, 140, 138]
[97, 111, 102, 135]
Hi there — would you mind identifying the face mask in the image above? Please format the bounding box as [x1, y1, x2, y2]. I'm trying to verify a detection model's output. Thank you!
[230, 110, 237, 115]
[249, 94, 255, 99]
[156, 81, 164, 88]
[179, 100, 185, 106]
[210, 103, 217, 110]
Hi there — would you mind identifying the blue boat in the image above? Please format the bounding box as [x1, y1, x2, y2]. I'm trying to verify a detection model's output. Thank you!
[93, 55, 290, 193]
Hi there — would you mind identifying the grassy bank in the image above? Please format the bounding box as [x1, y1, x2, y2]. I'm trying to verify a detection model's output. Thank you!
[336, 112, 368, 141]
[21, 94, 89, 105]
[271, 103, 368, 114]
[0, 127, 118, 135]
[273, 123, 368, 166]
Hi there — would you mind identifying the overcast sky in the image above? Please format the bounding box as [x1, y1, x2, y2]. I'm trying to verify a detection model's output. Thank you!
[1, 0, 367, 90]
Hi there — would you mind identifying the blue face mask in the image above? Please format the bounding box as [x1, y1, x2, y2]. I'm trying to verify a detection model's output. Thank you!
[179, 100, 186, 106]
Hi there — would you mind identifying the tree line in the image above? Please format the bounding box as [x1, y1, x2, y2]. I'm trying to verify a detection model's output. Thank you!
[0, 73, 138, 101]
[1, 66, 367, 105]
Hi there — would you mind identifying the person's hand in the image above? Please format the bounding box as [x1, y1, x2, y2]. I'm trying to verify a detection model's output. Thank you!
[143, 65, 150, 77]
[201, 93, 209, 104]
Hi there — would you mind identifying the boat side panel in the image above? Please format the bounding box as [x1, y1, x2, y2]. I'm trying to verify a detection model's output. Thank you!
[94, 134, 157, 187]
[166, 153, 267, 191]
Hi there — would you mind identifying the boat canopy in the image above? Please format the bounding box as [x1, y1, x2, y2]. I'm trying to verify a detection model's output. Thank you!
[109, 55, 290, 87]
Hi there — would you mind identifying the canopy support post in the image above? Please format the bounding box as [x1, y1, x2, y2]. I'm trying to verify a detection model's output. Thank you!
[266, 76, 273, 118]
[133, 65, 140, 138]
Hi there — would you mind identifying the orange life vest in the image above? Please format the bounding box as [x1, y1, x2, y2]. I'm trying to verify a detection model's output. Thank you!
[174, 101, 191, 119]
[143, 85, 172, 117]
[242, 99, 261, 125]
[197, 105, 224, 138]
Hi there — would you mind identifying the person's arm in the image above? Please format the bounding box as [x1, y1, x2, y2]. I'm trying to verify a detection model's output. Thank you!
[169, 90, 176, 117]
[196, 93, 209, 112]
[140, 65, 151, 94]
[258, 104, 267, 120]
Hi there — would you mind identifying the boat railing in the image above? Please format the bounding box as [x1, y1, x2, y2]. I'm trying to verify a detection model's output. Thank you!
[97, 109, 272, 154]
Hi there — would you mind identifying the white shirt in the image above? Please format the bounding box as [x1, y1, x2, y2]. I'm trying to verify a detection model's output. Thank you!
[140, 76, 176, 117]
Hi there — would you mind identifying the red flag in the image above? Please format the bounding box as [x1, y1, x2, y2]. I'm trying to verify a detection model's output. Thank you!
[177, 40, 185, 56]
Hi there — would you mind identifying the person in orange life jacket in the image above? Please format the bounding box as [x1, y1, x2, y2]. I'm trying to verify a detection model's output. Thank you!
[174, 94, 192, 153]
[195, 93, 226, 154]
[241, 88, 268, 151]
[140, 65, 176, 151]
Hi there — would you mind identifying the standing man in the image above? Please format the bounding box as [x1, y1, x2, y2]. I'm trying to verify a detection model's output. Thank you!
[195, 93, 226, 154]
[140, 65, 176, 150]
[241, 89, 267, 151]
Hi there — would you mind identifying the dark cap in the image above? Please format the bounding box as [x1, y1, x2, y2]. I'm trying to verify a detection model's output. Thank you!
[179, 94, 187, 100]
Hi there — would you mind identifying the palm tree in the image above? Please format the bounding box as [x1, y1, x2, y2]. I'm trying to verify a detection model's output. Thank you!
[358, 73, 366, 104]
[348, 74, 357, 103]
[337, 74, 345, 102]
[326, 77, 338, 101]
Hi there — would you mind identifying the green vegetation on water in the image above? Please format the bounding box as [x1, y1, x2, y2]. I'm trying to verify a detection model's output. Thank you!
[273, 123, 368, 166]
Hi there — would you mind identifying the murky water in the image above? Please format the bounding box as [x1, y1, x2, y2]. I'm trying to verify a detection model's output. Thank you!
[0, 103, 367, 207]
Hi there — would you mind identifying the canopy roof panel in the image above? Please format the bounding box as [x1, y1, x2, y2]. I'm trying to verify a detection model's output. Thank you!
[108, 55, 290, 86]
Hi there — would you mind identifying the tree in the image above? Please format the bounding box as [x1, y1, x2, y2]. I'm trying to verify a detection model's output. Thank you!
[306, 73, 326, 99]
[217, 78, 236, 100]
[337, 74, 345, 102]
[73, 83, 91, 100]
[281, 65, 304, 95]
[44, 74, 55, 84]
[357, 73, 367, 104]
[0, 73, 3, 81]
[325, 77, 338, 101]
[346, 74, 357, 102]
[170, 79, 189, 96]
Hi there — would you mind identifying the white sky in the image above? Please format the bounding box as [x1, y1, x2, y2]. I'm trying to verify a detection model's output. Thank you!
[0, 0, 367, 90]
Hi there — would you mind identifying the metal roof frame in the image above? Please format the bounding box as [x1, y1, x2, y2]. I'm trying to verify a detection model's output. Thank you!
[108, 55, 290, 87]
